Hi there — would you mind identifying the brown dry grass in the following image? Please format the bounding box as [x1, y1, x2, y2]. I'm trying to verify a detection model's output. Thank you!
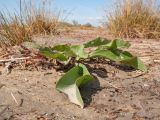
[24, 1, 60, 35]
[0, 0, 60, 48]
[0, 12, 32, 48]
[106, 0, 160, 39]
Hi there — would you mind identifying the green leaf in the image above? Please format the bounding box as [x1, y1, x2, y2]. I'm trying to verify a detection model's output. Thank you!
[90, 49, 121, 61]
[53, 44, 71, 52]
[90, 49, 133, 61]
[76, 64, 93, 86]
[119, 51, 133, 60]
[56, 64, 93, 108]
[84, 37, 110, 48]
[52, 45, 76, 57]
[121, 57, 147, 72]
[70, 45, 88, 60]
[90, 49, 146, 71]
[104, 39, 131, 49]
[39, 47, 68, 61]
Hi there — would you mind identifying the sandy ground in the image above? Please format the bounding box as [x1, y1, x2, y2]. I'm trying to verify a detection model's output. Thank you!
[0, 29, 160, 120]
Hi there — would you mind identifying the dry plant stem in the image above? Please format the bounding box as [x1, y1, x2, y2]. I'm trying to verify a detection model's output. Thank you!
[11, 92, 19, 105]
[0, 57, 31, 63]
[104, 81, 120, 90]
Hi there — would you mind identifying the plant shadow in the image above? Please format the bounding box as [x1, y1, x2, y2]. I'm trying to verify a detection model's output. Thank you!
[86, 58, 135, 72]
[80, 77, 100, 107]
[79, 60, 134, 107]
[106, 61, 135, 72]
[80, 65, 108, 107]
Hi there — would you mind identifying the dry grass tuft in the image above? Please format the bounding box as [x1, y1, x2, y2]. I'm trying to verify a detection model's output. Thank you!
[0, 0, 60, 48]
[24, 1, 60, 35]
[106, 0, 160, 39]
[0, 12, 32, 48]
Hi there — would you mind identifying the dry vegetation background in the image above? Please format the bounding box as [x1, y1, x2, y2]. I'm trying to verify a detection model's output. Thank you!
[0, 0, 160, 49]
[0, 0, 61, 48]
[106, 0, 160, 39]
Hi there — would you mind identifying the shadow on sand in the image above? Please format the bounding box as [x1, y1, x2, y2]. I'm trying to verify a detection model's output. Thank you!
[80, 65, 108, 107]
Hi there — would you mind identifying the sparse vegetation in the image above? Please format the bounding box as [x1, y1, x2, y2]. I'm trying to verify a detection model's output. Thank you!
[0, 11, 32, 48]
[106, 0, 160, 39]
[24, 0, 60, 35]
[37, 37, 146, 108]
[0, 0, 60, 48]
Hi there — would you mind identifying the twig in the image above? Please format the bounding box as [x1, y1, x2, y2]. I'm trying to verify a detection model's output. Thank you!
[104, 81, 120, 90]
[107, 82, 120, 90]
[124, 72, 147, 80]
[0, 57, 31, 63]
[11, 92, 19, 105]
[154, 60, 160, 63]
